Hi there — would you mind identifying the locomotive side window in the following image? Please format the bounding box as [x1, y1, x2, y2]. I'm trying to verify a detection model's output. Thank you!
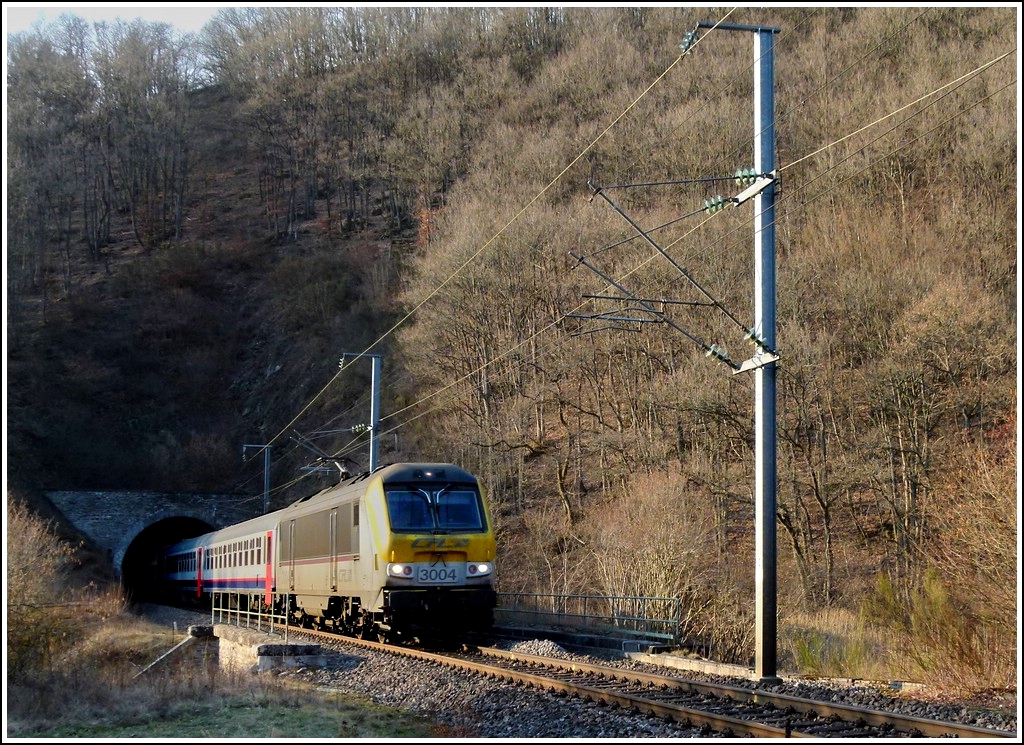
[336, 503, 353, 554]
[352, 501, 360, 551]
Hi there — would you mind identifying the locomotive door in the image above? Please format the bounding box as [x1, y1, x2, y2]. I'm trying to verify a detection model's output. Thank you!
[264, 531, 273, 607]
[287, 519, 296, 591]
[329, 509, 338, 591]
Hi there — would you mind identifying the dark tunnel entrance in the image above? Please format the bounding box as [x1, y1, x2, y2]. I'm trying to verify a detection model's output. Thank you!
[121, 516, 215, 602]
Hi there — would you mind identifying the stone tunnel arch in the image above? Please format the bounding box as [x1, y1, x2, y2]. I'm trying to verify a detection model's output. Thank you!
[44, 490, 262, 599]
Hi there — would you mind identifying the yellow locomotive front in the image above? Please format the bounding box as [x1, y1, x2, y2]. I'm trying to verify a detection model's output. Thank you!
[368, 464, 497, 637]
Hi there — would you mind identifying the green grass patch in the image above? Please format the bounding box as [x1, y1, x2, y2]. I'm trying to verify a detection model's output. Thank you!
[12, 689, 438, 738]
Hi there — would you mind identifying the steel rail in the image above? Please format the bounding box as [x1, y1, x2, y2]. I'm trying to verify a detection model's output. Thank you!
[322, 634, 799, 738]
[281, 628, 1015, 739]
[473, 645, 1017, 740]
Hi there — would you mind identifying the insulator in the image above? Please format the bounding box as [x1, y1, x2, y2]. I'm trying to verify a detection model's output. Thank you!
[704, 196, 726, 215]
[735, 168, 757, 187]
[704, 343, 729, 362]
[679, 30, 698, 55]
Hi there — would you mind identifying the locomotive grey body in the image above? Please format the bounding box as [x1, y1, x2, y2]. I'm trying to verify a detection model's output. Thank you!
[158, 463, 497, 639]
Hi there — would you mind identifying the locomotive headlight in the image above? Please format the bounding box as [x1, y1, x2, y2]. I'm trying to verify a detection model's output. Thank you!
[387, 563, 414, 578]
[467, 562, 493, 577]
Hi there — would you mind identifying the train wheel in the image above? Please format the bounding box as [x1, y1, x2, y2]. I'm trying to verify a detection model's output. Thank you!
[358, 623, 384, 642]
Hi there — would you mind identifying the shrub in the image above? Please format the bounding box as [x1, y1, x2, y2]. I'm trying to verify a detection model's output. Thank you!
[859, 569, 1015, 691]
[6, 500, 81, 677]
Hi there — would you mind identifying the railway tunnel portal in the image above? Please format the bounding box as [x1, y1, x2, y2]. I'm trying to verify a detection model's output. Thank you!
[46, 490, 261, 599]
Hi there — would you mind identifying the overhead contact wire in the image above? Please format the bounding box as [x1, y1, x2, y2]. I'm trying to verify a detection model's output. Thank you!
[263, 10, 740, 451]
[377, 48, 1017, 440]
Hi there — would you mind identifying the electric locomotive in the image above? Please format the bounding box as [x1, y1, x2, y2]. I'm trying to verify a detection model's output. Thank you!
[157, 463, 497, 640]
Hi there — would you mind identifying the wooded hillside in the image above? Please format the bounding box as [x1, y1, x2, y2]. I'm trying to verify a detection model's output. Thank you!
[6, 7, 1017, 687]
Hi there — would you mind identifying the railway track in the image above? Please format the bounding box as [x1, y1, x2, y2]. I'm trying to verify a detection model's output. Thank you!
[286, 627, 1016, 739]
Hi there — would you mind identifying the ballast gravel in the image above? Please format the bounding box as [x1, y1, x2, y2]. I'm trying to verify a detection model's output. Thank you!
[284, 636, 1017, 738]
[139, 606, 1017, 738]
[285, 638, 718, 738]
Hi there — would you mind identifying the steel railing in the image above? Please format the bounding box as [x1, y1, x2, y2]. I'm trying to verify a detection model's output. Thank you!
[209, 590, 683, 645]
[210, 591, 292, 641]
[496, 592, 682, 645]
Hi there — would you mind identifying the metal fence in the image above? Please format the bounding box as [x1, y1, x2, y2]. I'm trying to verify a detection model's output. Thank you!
[208, 590, 683, 646]
[496, 592, 682, 645]
[210, 591, 292, 641]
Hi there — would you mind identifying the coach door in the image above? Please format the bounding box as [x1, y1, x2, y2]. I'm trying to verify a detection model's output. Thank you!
[196, 547, 204, 598]
[288, 519, 296, 591]
[329, 509, 338, 591]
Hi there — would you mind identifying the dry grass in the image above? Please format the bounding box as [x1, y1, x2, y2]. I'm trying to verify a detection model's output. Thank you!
[5, 500, 440, 739]
[6, 598, 442, 739]
[780, 606, 896, 681]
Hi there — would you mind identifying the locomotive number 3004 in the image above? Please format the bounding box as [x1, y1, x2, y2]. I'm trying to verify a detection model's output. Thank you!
[417, 566, 459, 583]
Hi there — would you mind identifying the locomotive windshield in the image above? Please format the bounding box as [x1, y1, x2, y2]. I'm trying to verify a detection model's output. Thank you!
[385, 484, 486, 532]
